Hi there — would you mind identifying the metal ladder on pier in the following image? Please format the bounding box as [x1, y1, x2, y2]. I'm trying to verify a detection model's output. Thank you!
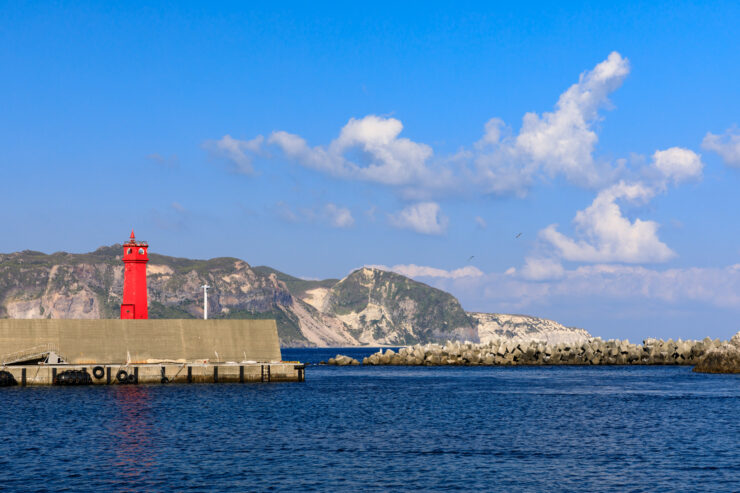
[0, 343, 66, 365]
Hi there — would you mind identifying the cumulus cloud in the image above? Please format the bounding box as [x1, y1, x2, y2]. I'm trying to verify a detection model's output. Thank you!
[266, 115, 446, 191]
[520, 257, 565, 281]
[370, 263, 484, 279]
[651, 147, 703, 185]
[206, 52, 704, 272]
[204, 134, 264, 174]
[702, 126, 740, 167]
[207, 52, 637, 197]
[540, 181, 675, 263]
[475, 51, 630, 194]
[388, 202, 448, 235]
[516, 53, 628, 181]
[536, 147, 703, 265]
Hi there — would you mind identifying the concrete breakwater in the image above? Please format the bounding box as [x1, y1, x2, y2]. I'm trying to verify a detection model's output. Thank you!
[693, 332, 740, 373]
[327, 337, 733, 367]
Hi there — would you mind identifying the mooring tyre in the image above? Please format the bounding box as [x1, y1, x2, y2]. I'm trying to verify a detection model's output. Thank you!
[92, 366, 105, 379]
[116, 370, 128, 383]
[127, 373, 137, 384]
[161, 376, 169, 384]
[53, 370, 92, 386]
[0, 370, 18, 387]
[78, 370, 92, 385]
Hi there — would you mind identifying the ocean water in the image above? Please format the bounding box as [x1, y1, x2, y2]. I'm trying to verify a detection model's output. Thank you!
[1, 347, 739, 492]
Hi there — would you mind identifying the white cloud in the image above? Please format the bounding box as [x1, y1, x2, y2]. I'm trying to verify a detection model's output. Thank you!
[265, 116, 446, 191]
[652, 147, 703, 185]
[388, 202, 448, 235]
[324, 203, 354, 228]
[475, 117, 507, 149]
[414, 264, 740, 339]
[426, 264, 740, 316]
[206, 53, 703, 270]
[333, 116, 435, 185]
[473, 52, 630, 195]
[370, 263, 484, 279]
[208, 52, 638, 197]
[540, 181, 675, 263]
[204, 135, 264, 174]
[535, 146, 704, 265]
[702, 126, 740, 167]
[268, 131, 345, 175]
[509, 51, 630, 187]
[520, 257, 565, 281]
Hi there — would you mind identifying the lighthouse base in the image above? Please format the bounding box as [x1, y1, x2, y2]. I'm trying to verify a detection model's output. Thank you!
[120, 304, 135, 319]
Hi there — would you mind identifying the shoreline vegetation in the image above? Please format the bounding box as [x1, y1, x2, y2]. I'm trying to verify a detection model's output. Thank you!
[326, 332, 740, 374]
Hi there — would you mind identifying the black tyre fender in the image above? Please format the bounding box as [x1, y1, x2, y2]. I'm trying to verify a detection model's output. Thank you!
[116, 369, 128, 383]
[161, 376, 170, 384]
[92, 366, 105, 379]
[127, 373, 137, 384]
[0, 370, 17, 387]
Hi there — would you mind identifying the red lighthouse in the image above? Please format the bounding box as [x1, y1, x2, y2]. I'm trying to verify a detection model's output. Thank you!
[120, 230, 149, 319]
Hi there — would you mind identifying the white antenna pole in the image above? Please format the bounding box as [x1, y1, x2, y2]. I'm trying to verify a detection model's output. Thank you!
[202, 284, 210, 320]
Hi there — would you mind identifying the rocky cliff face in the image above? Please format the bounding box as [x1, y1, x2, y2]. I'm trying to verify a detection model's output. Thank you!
[309, 267, 478, 345]
[0, 246, 590, 346]
[0, 246, 336, 347]
[471, 313, 591, 345]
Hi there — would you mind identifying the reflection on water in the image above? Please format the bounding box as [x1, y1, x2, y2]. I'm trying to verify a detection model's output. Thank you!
[109, 386, 157, 489]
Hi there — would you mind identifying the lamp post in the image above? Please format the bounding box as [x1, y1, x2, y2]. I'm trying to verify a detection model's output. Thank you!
[202, 284, 210, 320]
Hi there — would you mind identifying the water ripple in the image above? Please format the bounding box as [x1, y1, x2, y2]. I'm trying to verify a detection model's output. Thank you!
[0, 352, 739, 492]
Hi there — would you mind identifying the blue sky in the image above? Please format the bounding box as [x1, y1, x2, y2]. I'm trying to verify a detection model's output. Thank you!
[1, 1, 739, 340]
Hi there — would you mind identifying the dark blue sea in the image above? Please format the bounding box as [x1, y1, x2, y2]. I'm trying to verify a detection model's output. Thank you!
[1, 347, 739, 492]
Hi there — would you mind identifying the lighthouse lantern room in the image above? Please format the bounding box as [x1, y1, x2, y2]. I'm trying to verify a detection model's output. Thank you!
[120, 230, 149, 319]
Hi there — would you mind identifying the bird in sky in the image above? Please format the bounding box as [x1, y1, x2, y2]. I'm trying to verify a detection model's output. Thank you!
[515, 233, 522, 239]
[468, 255, 475, 261]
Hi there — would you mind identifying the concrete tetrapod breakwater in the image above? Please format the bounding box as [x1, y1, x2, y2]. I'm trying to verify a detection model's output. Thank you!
[327, 355, 360, 366]
[693, 332, 740, 373]
[331, 336, 740, 369]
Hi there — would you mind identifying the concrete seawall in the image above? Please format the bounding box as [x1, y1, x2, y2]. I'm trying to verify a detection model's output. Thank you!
[0, 319, 281, 364]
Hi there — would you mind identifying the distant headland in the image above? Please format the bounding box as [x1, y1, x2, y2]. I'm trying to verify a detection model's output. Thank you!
[0, 247, 588, 347]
